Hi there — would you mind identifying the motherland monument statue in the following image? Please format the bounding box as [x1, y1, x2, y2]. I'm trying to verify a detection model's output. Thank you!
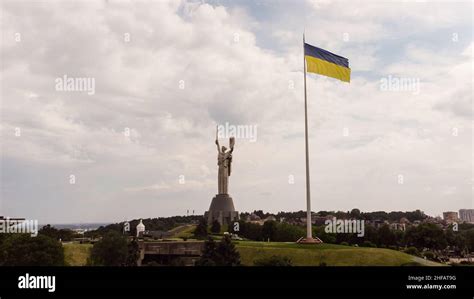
[204, 126, 239, 226]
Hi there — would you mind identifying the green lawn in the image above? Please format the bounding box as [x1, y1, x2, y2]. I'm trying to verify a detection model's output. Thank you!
[234, 241, 442, 266]
[63, 243, 92, 266]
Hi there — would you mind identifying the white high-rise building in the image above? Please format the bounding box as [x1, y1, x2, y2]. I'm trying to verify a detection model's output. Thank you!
[459, 209, 474, 223]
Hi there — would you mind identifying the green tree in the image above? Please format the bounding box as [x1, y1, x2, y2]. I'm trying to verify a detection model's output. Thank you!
[362, 225, 378, 245]
[393, 230, 405, 247]
[262, 221, 277, 241]
[404, 223, 447, 250]
[273, 222, 305, 242]
[406, 210, 426, 222]
[211, 220, 221, 234]
[377, 224, 396, 247]
[252, 210, 265, 219]
[215, 235, 240, 266]
[88, 231, 128, 266]
[124, 238, 140, 266]
[38, 225, 75, 242]
[194, 218, 208, 239]
[350, 208, 361, 219]
[0, 234, 64, 266]
[196, 235, 240, 266]
[57, 229, 75, 241]
[462, 228, 474, 252]
[195, 237, 218, 266]
[238, 221, 263, 241]
[38, 224, 59, 239]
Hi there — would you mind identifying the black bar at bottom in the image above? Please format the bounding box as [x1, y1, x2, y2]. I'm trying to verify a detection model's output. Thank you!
[0, 266, 472, 298]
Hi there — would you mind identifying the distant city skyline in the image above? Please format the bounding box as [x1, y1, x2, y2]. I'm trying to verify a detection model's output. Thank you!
[11, 207, 474, 226]
[1, 0, 472, 223]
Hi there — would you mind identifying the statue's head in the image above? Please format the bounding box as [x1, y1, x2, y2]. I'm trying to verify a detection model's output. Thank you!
[221, 146, 227, 152]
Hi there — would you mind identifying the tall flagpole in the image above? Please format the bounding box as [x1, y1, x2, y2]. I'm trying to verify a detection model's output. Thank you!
[303, 33, 313, 240]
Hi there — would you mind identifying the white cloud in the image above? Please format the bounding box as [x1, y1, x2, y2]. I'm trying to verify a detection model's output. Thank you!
[0, 0, 472, 223]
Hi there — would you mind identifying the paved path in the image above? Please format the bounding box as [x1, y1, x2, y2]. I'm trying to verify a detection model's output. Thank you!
[411, 256, 446, 266]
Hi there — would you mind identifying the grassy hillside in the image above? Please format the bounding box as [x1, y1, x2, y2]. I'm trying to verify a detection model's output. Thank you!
[63, 243, 92, 266]
[62, 239, 443, 266]
[168, 224, 196, 239]
[234, 241, 442, 266]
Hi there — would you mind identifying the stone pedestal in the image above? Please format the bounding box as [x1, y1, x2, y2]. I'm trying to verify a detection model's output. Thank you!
[204, 193, 239, 226]
[296, 236, 323, 244]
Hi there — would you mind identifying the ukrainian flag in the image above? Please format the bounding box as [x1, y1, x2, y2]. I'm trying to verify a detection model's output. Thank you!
[304, 43, 350, 83]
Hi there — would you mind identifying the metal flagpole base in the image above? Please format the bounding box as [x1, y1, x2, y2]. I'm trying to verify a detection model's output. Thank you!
[296, 236, 323, 244]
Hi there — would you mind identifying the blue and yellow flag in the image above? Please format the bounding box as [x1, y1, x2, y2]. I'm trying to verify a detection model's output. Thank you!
[304, 43, 350, 83]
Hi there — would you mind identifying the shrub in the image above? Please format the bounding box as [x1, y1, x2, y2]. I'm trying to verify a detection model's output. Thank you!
[404, 246, 420, 256]
[361, 241, 376, 248]
[254, 255, 292, 266]
[312, 225, 336, 244]
[423, 251, 436, 261]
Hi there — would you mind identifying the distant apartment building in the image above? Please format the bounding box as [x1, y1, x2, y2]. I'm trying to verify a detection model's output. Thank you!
[245, 214, 277, 226]
[442, 211, 459, 223]
[389, 222, 406, 231]
[459, 209, 474, 223]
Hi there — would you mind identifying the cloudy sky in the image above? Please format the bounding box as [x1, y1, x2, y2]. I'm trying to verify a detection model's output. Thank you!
[1, 0, 472, 224]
